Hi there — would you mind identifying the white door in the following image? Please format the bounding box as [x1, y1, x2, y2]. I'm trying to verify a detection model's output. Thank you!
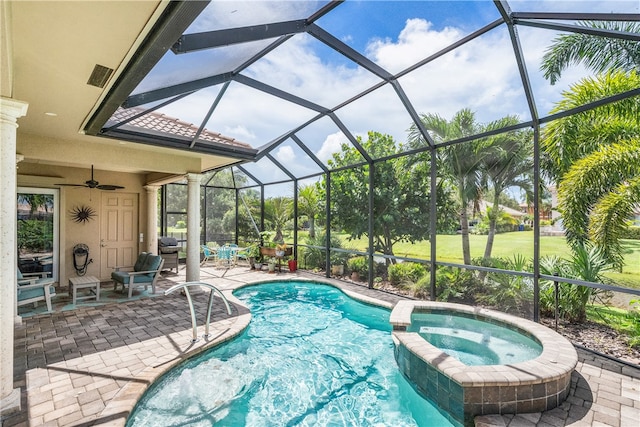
[100, 192, 139, 278]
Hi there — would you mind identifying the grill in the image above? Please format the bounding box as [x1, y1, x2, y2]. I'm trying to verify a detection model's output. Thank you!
[158, 236, 179, 272]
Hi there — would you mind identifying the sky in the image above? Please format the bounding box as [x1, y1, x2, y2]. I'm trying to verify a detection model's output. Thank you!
[130, 0, 640, 192]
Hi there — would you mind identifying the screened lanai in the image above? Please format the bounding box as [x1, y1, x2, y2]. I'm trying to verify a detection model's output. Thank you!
[87, 0, 639, 334]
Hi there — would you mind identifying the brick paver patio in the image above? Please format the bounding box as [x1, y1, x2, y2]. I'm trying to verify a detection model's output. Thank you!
[3, 267, 639, 426]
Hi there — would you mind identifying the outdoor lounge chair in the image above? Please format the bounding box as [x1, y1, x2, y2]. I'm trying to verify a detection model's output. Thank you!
[111, 252, 164, 298]
[17, 269, 56, 312]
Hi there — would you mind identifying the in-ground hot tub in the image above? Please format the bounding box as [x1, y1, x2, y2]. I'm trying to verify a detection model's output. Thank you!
[391, 301, 578, 426]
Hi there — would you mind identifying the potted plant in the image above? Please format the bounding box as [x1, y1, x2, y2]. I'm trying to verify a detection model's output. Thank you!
[275, 241, 287, 258]
[330, 252, 346, 276]
[267, 257, 277, 273]
[247, 245, 261, 269]
[287, 256, 297, 273]
[347, 256, 367, 281]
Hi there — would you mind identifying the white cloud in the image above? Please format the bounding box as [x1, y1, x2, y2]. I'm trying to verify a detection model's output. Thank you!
[316, 132, 348, 163]
[275, 145, 295, 164]
[156, 9, 604, 163]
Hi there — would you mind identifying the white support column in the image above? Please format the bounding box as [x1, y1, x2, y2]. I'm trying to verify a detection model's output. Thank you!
[144, 185, 160, 255]
[185, 173, 201, 282]
[0, 97, 28, 416]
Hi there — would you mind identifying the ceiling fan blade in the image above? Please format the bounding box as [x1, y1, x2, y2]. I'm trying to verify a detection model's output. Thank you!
[96, 185, 125, 190]
[55, 183, 88, 187]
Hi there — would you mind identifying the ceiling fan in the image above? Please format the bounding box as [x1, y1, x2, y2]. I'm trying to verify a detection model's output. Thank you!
[56, 165, 124, 190]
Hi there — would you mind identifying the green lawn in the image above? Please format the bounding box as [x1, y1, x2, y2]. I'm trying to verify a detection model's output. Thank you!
[327, 231, 640, 289]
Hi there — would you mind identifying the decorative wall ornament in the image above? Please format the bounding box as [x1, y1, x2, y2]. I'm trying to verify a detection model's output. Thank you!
[70, 205, 96, 223]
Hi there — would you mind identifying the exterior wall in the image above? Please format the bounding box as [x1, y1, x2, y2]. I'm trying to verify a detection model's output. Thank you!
[17, 163, 148, 284]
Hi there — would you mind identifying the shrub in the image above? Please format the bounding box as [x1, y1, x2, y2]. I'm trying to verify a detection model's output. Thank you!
[301, 232, 343, 270]
[435, 266, 480, 302]
[347, 256, 368, 276]
[412, 275, 431, 299]
[388, 262, 427, 287]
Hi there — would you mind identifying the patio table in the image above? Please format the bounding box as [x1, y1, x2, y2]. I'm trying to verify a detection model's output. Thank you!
[69, 275, 100, 305]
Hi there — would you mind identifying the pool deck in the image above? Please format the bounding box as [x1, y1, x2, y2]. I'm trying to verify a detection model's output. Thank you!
[4, 267, 640, 427]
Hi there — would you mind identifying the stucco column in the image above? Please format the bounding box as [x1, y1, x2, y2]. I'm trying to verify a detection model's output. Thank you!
[144, 185, 159, 255]
[185, 173, 201, 282]
[0, 97, 28, 416]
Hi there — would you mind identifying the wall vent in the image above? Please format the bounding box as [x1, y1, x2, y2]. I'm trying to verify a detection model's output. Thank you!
[87, 64, 114, 88]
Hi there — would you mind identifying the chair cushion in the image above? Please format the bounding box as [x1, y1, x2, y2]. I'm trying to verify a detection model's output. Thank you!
[17, 285, 55, 301]
[134, 252, 149, 271]
[142, 255, 162, 272]
[111, 271, 153, 284]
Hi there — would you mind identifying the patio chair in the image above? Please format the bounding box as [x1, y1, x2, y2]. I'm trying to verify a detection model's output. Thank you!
[111, 252, 164, 298]
[215, 246, 236, 269]
[201, 245, 216, 266]
[17, 269, 56, 312]
[235, 247, 250, 266]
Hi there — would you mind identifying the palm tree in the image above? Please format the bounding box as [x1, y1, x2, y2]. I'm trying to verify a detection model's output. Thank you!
[408, 108, 484, 265]
[480, 117, 534, 259]
[264, 196, 293, 243]
[542, 70, 640, 268]
[297, 184, 321, 238]
[540, 21, 640, 85]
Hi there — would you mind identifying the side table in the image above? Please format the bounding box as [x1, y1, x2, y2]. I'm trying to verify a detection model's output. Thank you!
[69, 276, 101, 305]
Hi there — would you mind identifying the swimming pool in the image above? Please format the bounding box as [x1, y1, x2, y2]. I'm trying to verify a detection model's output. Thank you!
[127, 281, 459, 426]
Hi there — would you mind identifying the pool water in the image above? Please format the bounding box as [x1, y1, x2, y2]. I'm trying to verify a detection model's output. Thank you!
[127, 282, 458, 426]
[408, 312, 543, 366]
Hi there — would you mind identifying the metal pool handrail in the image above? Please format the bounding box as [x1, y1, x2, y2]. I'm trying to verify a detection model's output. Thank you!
[165, 281, 233, 342]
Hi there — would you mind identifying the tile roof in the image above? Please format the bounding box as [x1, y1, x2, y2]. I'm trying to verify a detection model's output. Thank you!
[107, 107, 252, 149]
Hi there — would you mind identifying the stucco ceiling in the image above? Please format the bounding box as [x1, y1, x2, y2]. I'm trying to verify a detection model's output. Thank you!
[5, 0, 236, 177]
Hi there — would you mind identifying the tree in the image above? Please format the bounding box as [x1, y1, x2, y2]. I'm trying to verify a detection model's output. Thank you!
[480, 117, 534, 259]
[297, 184, 321, 238]
[541, 71, 640, 268]
[264, 196, 293, 243]
[540, 21, 640, 85]
[325, 131, 456, 260]
[408, 109, 485, 265]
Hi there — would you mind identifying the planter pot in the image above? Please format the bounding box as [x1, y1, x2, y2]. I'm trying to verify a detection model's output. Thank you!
[350, 271, 360, 281]
[288, 259, 297, 272]
[255, 263, 263, 271]
[275, 250, 285, 257]
[331, 265, 344, 276]
[268, 262, 276, 273]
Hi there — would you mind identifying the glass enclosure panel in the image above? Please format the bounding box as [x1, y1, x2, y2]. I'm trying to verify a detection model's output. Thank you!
[316, 0, 502, 75]
[263, 182, 295, 245]
[334, 84, 417, 153]
[187, 0, 329, 33]
[203, 186, 236, 245]
[237, 187, 262, 245]
[17, 189, 58, 280]
[271, 138, 324, 179]
[508, 1, 640, 13]
[131, 40, 273, 96]
[239, 157, 291, 185]
[399, 24, 532, 145]
[295, 116, 365, 169]
[165, 183, 187, 212]
[202, 81, 318, 149]
[244, 33, 381, 108]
